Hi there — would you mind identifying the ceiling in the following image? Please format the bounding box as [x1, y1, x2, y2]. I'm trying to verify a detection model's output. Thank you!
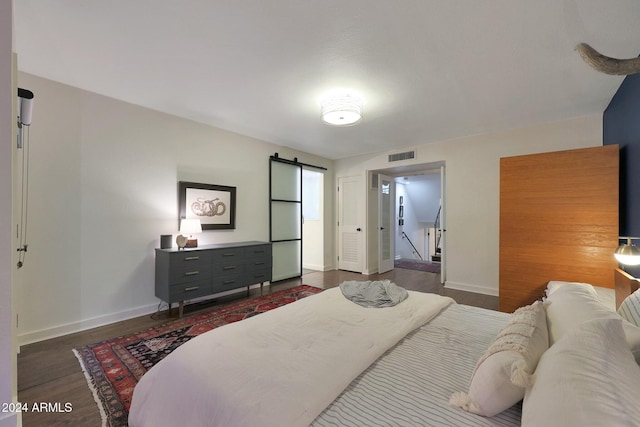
[13, 1, 640, 160]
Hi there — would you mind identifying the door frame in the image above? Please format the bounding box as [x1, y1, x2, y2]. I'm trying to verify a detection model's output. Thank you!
[366, 162, 446, 276]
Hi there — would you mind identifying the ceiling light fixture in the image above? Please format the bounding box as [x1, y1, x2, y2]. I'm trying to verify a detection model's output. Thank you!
[320, 92, 363, 126]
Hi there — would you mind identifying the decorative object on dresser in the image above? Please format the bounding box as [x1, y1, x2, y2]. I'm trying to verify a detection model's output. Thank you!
[160, 234, 172, 249]
[178, 218, 202, 248]
[179, 181, 236, 230]
[155, 241, 272, 317]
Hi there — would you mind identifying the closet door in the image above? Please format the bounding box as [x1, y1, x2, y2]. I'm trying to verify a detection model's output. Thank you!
[338, 175, 363, 273]
[270, 159, 302, 281]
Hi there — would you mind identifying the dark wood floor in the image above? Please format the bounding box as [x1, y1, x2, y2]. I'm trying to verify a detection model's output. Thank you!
[17, 268, 497, 427]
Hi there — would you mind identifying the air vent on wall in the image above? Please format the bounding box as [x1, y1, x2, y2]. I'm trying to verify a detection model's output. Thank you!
[388, 150, 416, 162]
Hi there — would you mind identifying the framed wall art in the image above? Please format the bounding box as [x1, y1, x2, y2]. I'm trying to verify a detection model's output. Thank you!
[178, 181, 236, 230]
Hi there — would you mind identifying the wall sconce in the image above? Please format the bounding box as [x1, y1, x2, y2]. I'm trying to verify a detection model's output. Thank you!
[177, 219, 202, 249]
[615, 237, 640, 266]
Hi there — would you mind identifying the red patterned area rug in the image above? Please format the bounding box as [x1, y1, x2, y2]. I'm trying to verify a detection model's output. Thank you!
[395, 258, 441, 274]
[73, 285, 322, 427]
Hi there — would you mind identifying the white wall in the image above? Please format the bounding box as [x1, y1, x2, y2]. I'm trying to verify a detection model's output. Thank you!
[16, 72, 334, 344]
[1, 0, 18, 425]
[335, 115, 603, 296]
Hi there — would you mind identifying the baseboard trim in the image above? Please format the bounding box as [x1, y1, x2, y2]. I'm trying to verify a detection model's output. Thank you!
[17, 285, 272, 346]
[444, 280, 499, 297]
[17, 303, 159, 346]
[303, 263, 326, 271]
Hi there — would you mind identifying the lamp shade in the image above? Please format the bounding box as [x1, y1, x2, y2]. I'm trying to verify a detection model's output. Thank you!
[321, 93, 363, 126]
[615, 237, 640, 266]
[180, 218, 202, 235]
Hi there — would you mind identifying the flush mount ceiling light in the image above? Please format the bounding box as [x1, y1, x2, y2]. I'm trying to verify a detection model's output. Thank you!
[320, 92, 363, 126]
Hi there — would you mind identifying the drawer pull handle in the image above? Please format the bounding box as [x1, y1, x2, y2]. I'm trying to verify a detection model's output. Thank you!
[184, 256, 200, 261]
[184, 286, 199, 292]
[223, 253, 236, 257]
[255, 274, 265, 278]
[223, 280, 236, 285]
[184, 271, 200, 276]
[255, 261, 265, 266]
[254, 250, 265, 254]
[223, 266, 237, 270]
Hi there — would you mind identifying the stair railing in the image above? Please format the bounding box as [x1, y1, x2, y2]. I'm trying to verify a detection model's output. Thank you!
[401, 231, 423, 260]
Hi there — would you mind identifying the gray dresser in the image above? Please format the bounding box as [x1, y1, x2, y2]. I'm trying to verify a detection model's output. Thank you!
[155, 241, 272, 317]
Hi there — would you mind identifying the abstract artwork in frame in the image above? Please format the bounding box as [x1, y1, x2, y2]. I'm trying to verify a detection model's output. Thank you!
[179, 181, 236, 230]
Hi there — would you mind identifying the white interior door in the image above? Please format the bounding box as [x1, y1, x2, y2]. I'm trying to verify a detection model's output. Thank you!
[378, 174, 395, 273]
[338, 176, 362, 272]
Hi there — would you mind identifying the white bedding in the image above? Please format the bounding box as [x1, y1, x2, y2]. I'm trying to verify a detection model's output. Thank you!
[313, 304, 521, 426]
[128, 287, 453, 427]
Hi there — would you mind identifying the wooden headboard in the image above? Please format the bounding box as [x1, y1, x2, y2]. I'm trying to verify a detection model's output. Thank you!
[499, 145, 619, 313]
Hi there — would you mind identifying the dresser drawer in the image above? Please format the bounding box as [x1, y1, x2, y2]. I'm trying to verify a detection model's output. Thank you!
[169, 279, 212, 302]
[169, 264, 212, 284]
[245, 245, 271, 259]
[212, 247, 244, 262]
[212, 261, 245, 276]
[245, 257, 270, 272]
[168, 251, 212, 269]
[246, 268, 271, 283]
[212, 276, 244, 292]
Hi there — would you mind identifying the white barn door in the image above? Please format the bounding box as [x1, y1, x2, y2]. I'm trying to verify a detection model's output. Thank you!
[270, 159, 302, 281]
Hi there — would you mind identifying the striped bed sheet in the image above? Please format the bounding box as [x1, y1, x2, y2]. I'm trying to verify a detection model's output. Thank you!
[312, 303, 522, 427]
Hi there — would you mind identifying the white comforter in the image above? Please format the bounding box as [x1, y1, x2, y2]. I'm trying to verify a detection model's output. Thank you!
[128, 287, 453, 427]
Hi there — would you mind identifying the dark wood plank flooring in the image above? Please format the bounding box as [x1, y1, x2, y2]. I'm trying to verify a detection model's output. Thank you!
[17, 268, 497, 427]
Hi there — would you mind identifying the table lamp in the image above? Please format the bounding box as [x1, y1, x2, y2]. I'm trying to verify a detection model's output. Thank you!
[177, 219, 202, 249]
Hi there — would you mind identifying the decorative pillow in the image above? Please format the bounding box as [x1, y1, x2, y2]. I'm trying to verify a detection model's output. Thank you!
[618, 288, 640, 327]
[450, 300, 548, 417]
[522, 318, 640, 426]
[545, 282, 640, 361]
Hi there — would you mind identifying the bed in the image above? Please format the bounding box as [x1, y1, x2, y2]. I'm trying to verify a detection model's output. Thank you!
[128, 277, 640, 427]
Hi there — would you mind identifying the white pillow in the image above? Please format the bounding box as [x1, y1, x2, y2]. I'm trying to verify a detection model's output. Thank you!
[618, 288, 640, 327]
[522, 318, 640, 426]
[545, 280, 615, 310]
[545, 282, 640, 361]
[545, 280, 597, 297]
[450, 300, 548, 417]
